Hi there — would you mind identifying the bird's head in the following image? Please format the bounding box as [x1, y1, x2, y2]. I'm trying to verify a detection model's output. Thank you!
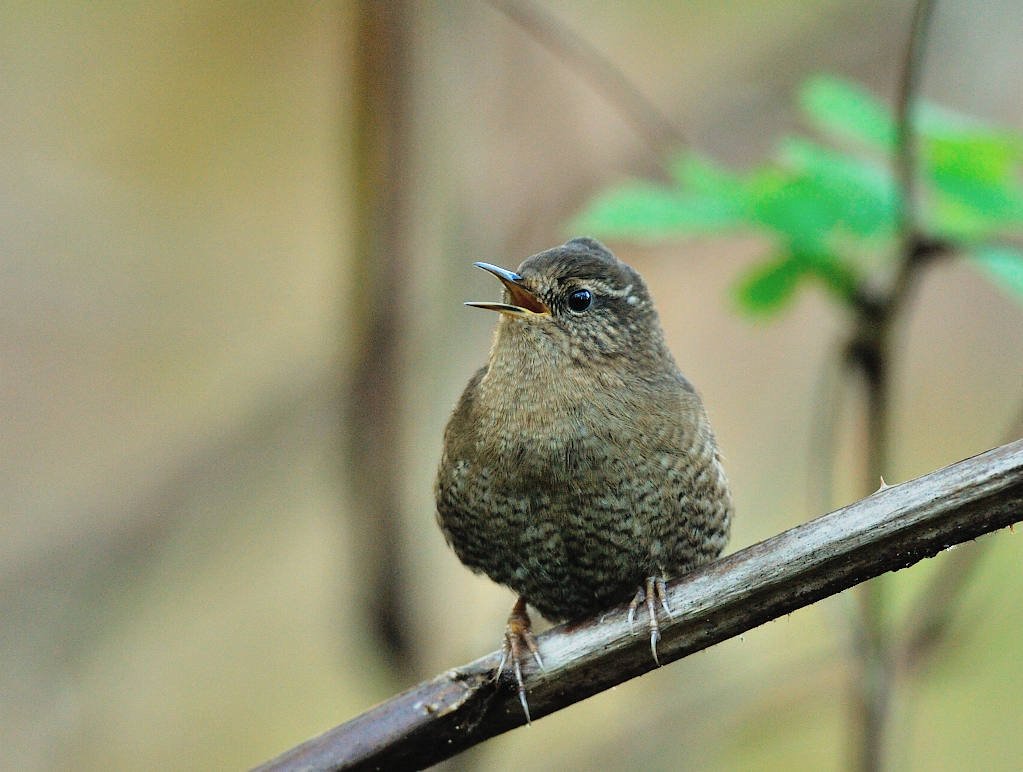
[466, 237, 665, 362]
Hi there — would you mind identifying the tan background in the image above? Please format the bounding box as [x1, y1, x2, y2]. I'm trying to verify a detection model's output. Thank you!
[2, 1, 1022, 771]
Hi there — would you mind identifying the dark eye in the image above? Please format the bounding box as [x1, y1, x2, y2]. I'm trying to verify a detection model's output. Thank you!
[567, 289, 592, 313]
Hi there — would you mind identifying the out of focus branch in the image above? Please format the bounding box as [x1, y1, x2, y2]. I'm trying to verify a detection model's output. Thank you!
[347, 0, 417, 672]
[250, 439, 1023, 772]
[487, 0, 686, 155]
[892, 0, 938, 253]
[847, 2, 941, 767]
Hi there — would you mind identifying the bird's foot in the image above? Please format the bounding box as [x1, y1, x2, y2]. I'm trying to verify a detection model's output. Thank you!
[496, 597, 545, 724]
[627, 576, 674, 666]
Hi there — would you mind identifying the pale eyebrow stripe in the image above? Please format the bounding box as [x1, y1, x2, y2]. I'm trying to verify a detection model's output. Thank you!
[595, 282, 633, 298]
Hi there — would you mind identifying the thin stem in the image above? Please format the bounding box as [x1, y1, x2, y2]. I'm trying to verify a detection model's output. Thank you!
[892, 0, 938, 252]
[887, 0, 945, 316]
[851, 347, 893, 772]
[847, 3, 940, 769]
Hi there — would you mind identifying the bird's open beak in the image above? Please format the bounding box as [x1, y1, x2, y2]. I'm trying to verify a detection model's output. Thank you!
[465, 262, 551, 316]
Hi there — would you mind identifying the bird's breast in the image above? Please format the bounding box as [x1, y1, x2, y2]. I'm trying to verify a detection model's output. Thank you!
[473, 361, 641, 479]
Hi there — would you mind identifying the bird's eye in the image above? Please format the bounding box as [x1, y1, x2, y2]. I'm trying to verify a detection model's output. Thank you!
[567, 289, 592, 313]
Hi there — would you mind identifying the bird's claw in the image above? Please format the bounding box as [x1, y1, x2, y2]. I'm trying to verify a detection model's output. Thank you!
[628, 576, 672, 665]
[496, 597, 544, 725]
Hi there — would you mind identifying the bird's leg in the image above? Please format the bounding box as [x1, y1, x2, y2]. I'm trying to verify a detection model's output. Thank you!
[628, 575, 673, 666]
[496, 597, 544, 724]
[645, 576, 661, 665]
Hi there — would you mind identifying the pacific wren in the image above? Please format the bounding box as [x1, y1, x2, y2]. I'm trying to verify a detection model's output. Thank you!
[435, 238, 732, 720]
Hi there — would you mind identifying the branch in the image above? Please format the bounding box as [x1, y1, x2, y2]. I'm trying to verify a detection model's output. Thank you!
[847, 6, 940, 765]
[875, 0, 946, 347]
[486, 0, 687, 155]
[893, 0, 938, 249]
[250, 439, 1023, 772]
[347, 0, 418, 670]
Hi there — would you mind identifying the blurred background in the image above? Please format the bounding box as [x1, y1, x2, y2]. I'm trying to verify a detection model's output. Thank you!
[2, 1, 1022, 770]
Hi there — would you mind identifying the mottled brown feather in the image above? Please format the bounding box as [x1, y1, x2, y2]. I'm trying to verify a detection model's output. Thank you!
[436, 238, 732, 622]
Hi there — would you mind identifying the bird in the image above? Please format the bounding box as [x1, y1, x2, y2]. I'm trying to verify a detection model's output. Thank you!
[435, 237, 732, 721]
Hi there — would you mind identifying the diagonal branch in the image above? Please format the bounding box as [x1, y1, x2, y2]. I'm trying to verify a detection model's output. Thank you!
[250, 439, 1023, 772]
[486, 0, 686, 156]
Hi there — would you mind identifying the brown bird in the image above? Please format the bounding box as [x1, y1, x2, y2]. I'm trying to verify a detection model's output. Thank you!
[435, 237, 732, 720]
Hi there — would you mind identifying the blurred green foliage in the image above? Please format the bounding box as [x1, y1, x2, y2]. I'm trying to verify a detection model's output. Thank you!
[570, 75, 1023, 316]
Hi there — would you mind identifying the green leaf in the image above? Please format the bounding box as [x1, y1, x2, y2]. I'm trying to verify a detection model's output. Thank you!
[924, 195, 998, 241]
[970, 246, 1023, 303]
[733, 249, 860, 317]
[744, 167, 836, 249]
[799, 75, 897, 152]
[794, 250, 859, 304]
[926, 133, 1020, 187]
[922, 132, 1023, 235]
[568, 181, 743, 240]
[779, 138, 899, 237]
[733, 256, 805, 316]
[927, 180, 1023, 238]
[743, 154, 894, 251]
[668, 152, 747, 205]
[916, 102, 1023, 155]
